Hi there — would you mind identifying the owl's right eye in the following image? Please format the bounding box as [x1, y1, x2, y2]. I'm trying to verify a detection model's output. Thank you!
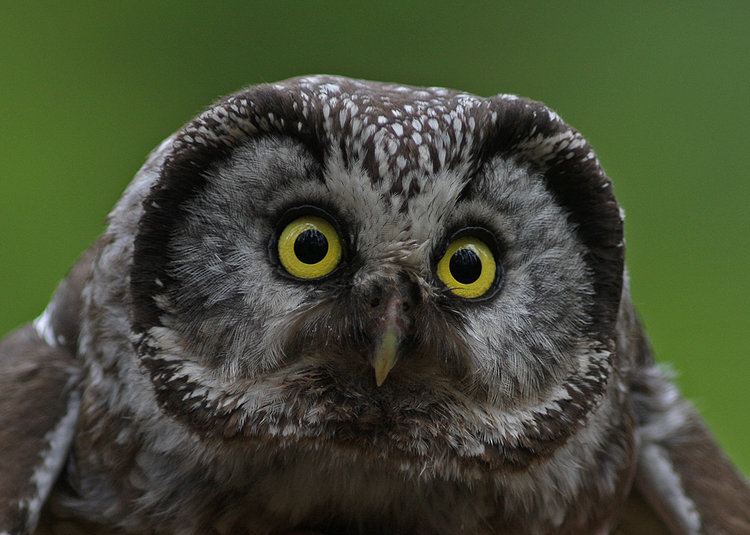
[277, 216, 342, 279]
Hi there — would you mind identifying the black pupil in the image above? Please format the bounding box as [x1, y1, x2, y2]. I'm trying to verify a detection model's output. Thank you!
[294, 229, 328, 264]
[449, 248, 482, 284]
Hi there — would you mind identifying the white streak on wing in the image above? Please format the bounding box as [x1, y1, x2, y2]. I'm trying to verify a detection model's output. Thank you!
[639, 443, 702, 535]
[638, 378, 687, 440]
[33, 306, 57, 347]
[21, 390, 81, 533]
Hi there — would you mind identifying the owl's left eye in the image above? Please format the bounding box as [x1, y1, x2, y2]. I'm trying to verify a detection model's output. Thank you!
[437, 235, 499, 299]
[277, 216, 343, 279]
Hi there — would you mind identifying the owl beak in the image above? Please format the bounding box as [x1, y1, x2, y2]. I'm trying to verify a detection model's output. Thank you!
[372, 321, 401, 387]
[369, 290, 411, 387]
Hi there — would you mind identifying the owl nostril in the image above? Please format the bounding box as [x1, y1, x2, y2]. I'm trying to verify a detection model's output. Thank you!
[364, 279, 417, 313]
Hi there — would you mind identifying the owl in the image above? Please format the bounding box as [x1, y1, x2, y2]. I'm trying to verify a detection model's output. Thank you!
[1, 76, 748, 535]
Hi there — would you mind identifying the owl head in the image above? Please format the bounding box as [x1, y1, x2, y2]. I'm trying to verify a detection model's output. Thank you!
[119, 76, 624, 478]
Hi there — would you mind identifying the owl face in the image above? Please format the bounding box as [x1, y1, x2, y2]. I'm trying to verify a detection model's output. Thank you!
[128, 76, 623, 479]
[167, 135, 592, 389]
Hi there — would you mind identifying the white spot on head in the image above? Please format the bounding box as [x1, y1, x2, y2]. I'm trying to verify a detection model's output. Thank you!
[320, 83, 342, 94]
[387, 139, 398, 155]
[498, 93, 520, 101]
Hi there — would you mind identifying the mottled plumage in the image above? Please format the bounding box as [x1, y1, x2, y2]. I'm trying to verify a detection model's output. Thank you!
[1, 76, 748, 535]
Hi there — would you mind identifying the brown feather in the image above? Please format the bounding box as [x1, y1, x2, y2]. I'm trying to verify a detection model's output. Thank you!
[0, 324, 81, 534]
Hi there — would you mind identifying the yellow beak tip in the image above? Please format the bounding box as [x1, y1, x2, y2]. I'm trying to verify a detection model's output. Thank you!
[372, 350, 396, 387]
[371, 326, 400, 387]
[374, 367, 389, 387]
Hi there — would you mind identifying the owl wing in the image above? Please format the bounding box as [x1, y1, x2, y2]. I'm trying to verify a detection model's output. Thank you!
[623, 368, 750, 535]
[616, 301, 750, 535]
[0, 245, 97, 535]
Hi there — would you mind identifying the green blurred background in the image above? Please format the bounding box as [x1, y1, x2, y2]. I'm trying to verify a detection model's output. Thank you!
[1, 3, 748, 473]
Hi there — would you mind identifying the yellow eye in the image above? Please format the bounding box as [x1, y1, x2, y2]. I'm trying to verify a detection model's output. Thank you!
[278, 216, 342, 279]
[437, 236, 497, 299]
